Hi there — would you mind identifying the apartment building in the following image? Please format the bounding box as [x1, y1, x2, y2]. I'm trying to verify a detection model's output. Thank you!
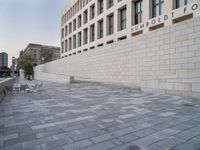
[19, 43, 60, 66]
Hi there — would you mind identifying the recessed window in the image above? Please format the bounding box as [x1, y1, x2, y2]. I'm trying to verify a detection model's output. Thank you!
[73, 35, 76, 49]
[80, 0, 83, 9]
[107, 0, 114, 9]
[133, 0, 143, 25]
[69, 37, 72, 50]
[90, 24, 95, 42]
[98, 0, 104, 15]
[78, 32, 82, 47]
[83, 28, 88, 44]
[78, 15, 82, 28]
[107, 13, 114, 35]
[65, 26, 68, 36]
[65, 40, 68, 52]
[176, 0, 192, 8]
[61, 28, 64, 38]
[69, 22, 72, 34]
[98, 19, 103, 39]
[78, 0, 80, 11]
[90, 4, 95, 20]
[83, 9, 88, 24]
[118, 36, 127, 41]
[118, 6, 127, 31]
[61, 41, 64, 53]
[152, 0, 164, 18]
[73, 19, 76, 31]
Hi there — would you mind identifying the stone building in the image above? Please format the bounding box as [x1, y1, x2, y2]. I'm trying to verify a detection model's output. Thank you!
[35, 0, 200, 97]
[60, 0, 199, 57]
[20, 43, 60, 66]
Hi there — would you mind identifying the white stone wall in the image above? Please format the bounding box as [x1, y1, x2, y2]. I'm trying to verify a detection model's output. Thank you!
[35, 17, 200, 97]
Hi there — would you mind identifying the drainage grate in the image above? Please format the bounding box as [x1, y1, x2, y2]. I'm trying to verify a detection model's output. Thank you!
[127, 145, 140, 150]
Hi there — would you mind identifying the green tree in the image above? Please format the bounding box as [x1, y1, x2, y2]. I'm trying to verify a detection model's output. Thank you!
[18, 54, 34, 80]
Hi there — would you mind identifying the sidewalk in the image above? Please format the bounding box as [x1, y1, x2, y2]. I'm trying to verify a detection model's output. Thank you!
[0, 80, 200, 150]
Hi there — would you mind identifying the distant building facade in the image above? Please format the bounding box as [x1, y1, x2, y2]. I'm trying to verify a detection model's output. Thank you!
[0, 52, 8, 67]
[19, 43, 60, 66]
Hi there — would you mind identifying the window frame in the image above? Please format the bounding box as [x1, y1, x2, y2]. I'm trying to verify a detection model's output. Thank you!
[107, 0, 114, 9]
[152, 0, 164, 18]
[118, 6, 127, 31]
[98, 0, 104, 15]
[107, 13, 114, 35]
[134, 0, 143, 25]
[98, 19, 104, 39]
[90, 24, 95, 42]
[90, 4, 95, 20]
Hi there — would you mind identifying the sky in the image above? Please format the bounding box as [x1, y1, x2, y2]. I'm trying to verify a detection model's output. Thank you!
[0, 0, 68, 66]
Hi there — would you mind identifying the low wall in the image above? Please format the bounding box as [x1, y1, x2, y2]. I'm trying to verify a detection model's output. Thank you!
[35, 17, 200, 97]
[0, 78, 15, 102]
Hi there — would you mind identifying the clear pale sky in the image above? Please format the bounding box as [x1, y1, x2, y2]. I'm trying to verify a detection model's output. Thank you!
[0, 0, 68, 66]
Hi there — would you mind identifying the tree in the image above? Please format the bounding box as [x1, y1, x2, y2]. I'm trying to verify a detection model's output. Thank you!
[18, 54, 34, 80]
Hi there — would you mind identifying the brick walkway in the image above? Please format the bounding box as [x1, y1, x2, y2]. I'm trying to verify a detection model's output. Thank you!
[0, 81, 200, 150]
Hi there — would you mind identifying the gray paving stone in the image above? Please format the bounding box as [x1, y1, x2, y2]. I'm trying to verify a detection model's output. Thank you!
[62, 139, 93, 150]
[112, 127, 136, 137]
[84, 141, 115, 150]
[134, 128, 157, 138]
[118, 133, 139, 143]
[22, 145, 42, 150]
[155, 136, 184, 149]
[90, 133, 113, 143]
[0, 80, 200, 149]
[132, 135, 161, 148]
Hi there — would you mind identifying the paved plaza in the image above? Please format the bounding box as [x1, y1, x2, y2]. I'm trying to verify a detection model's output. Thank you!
[0, 81, 200, 150]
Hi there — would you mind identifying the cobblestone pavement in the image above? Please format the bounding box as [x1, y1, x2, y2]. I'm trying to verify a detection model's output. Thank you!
[0, 81, 200, 150]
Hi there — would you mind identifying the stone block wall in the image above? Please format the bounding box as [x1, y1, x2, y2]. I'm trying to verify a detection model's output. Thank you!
[35, 17, 200, 97]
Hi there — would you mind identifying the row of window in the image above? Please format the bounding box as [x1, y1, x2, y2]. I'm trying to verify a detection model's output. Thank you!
[62, 0, 193, 39]
[61, 0, 193, 53]
[61, 0, 115, 26]
[62, 16, 113, 53]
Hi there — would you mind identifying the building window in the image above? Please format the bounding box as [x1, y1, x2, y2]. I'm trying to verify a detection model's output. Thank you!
[69, 22, 72, 34]
[107, 0, 114, 9]
[83, 28, 88, 44]
[78, 32, 82, 47]
[83, 9, 88, 24]
[61, 28, 64, 38]
[69, 37, 72, 50]
[134, 0, 143, 25]
[73, 35, 76, 49]
[90, 24, 95, 42]
[61, 41, 64, 53]
[98, 0, 104, 15]
[90, 4, 95, 20]
[65, 26, 68, 36]
[77, 2, 79, 12]
[118, 6, 126, 31]
[83, 0, 86, 7]
[65, 40, 68, 52]
[80, 0, 83, 9]
[107, 13, 114, 35]
[98, 19, 103, 39]
[176, 0, 192, 8]
[73, 19, 76, 31]
[78, 15, 82, 28]
[152, 0, 164, 18]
